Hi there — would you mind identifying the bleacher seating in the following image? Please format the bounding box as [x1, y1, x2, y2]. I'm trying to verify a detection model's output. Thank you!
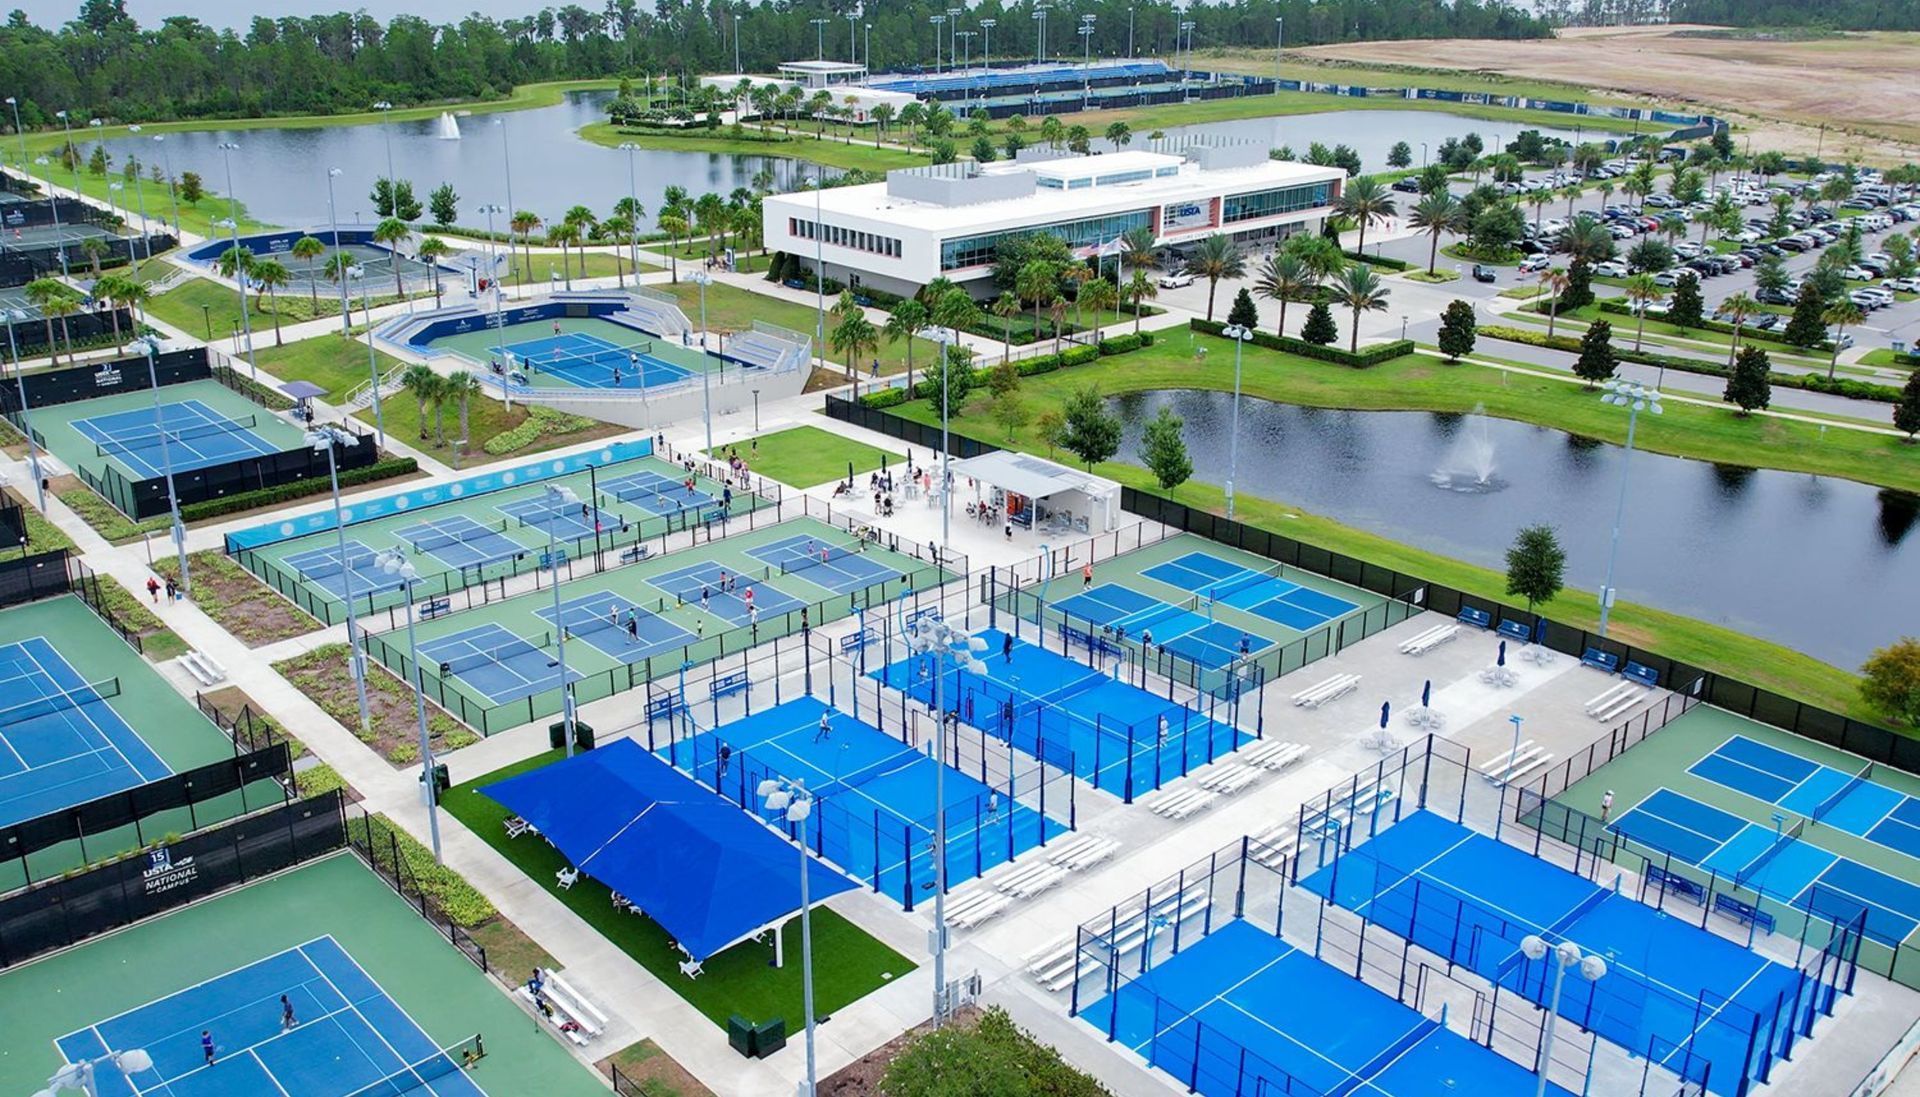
[179, 651, 228, 687]
[1399, 623, 1459, 655]
[1023, 882, 1210, 993]
[1291, 673, 1359, 709]
[517, 967, 608, 1046]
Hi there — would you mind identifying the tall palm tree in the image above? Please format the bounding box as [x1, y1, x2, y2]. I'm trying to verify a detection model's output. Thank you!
[400, 364, 439, 441]
[290, 235, 326, 308]
[216, 244, 254, 287]
[510, 210, 542, 283]
[323, 252, 358, 320]
[1622, 273, 1667, 352]
[1185, 234, 1245, 323]
[1062, 260, 1093, 331]
[1560, 214, 1614, 267]
[1718, 291, 1757, 367]
[930, 288, 980, 354]
[446, 370, 480, 452]
[88, 274, 130, 349]
[1079, 277, 1118, 334]
[547, 222, 580, 289]
[250, 258, 291, 345]
[1407, 192, 1464, 276]
[1015, 260, 1059, 334]
[885, 298, 929, 387]
[1252, 250, 1311, 337]
[416, 236, 451, 301]
[42, 296, 80, 363]
[1822, 300, 1864, 379]
[1526, 187, 1553, 230]
[79, 237, 108, 277]
[1539, 267, 1571, 338]
[656, 214, 689, 280]
[1326, 263, 1391, 354]
[371, 217, 411, 298]
[1335, 176, 1397, 255]
[23, 278, 69, 363]
[1048, 296, 1068, 356]
[561, 205, 597, 278]
[831, 301, 878, 380]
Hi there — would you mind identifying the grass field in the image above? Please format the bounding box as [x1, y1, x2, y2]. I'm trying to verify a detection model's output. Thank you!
[1860, 348, 1920, 370]
[0, 853, 609, 1096]
[444, 749, 915, 1029]
[713, 425, 900, 488]
[144, 275, 407, 342]
[656, 278, 940, 379]
[1193, 48, 1653, 110]
[495, 248, 635, 288]
[578, 121, 927, 174]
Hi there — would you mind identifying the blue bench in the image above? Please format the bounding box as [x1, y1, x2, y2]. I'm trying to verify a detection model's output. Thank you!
[419, 597, 452, 620]
[1581, 648, 1621, 674]
[1622, 660, 1660, 688]
[709, 671, 750, 701]
[645, 694, 680, 722]
[1647, 864, 1706, 906]
[1495, 620, 1532, 644]
[619, 544, 650, 565]
[1714, 893, 1775, 935]
[1456, 606, 1493, 630]
[1060, 625, 1094, 651]
[539, 549, 568, 570]
[838, 628, 878, 655]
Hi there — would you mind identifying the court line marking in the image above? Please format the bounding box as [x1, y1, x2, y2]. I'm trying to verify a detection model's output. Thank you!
[1793, 868, 1920, 944]
[299, 940, 443, 1092]
[22, 637, 159, 782]
[1701, 736, 1813, 800]
[1607, 788, 1746, 861]
[312, 939, 490, 1097]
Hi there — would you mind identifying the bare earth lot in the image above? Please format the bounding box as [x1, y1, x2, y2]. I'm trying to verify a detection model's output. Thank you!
[1292, 26, 1920, 162]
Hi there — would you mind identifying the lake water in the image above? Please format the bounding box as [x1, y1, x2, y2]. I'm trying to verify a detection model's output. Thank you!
[1110, 391, 1920, 669]
[100, 91, 817, 232]
[1149, 109, 1594, 175]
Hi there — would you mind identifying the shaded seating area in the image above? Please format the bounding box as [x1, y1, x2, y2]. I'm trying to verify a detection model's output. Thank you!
[481, 739, 857, 963]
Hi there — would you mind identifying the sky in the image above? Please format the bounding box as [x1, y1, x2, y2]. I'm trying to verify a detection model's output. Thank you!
[12, 0, 546, 32]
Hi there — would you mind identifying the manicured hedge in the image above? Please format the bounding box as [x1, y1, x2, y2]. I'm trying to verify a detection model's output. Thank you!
[1593, 298, 1833, 352]
[856, 330, 1155, 407]
[1346, 250, 1412, 272]
[1190, 319, 1414, 368]
[1480, 326, 1900, 403]
[176, 457, 419, 521]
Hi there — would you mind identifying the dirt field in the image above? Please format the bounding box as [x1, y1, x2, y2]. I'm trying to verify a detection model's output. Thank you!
[1290, 26, 1920, 163]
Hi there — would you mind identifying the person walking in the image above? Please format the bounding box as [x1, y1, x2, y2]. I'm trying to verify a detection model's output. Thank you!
[281, 994, 298, 1030]
[1082, 561, 1093, 589]
[814, 711, 832, 743]
[717, 742, 732, 781]
[1600, 790, 1615, 822]
[201, 1031, 217, 1065]
[1002, 632, 1014, 663]
[145, 576, 160, 604]
[626, 612, 640, 644]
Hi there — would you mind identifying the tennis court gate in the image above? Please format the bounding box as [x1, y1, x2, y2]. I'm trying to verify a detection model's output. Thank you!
[0, 790, 346, 970]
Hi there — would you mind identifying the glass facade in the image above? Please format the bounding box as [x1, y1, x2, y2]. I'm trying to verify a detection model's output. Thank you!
[1221, 182, 1334, 225]
[939, 209, 1153, 271]
[790, 217, 902, 258]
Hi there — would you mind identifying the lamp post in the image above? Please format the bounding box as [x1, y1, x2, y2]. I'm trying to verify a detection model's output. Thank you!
[1519, 936, 1607, 1097]
[374, 547, 444, 862]
[812, 167, 825, 377]
[5, 310, 45, 511]
[1127, 6, 1135, 57]
[1420, 141, 1428, 168]
[932, 325, 955, 553]
[1078, 17, 1095, 108]
[326, 167, 352, 335]
[847, 12, 858, 64]
[1274, 17, 1284, 89]
[372, 100, 396, 194]
[348, 264, 387, 446]
[495, 117, 516, 290]
[1179, 22, 1196, 101]
[947, 7, 962, 73]
[617, 142, 643, 281]
[758, 776, 820, 1096]
[29, 154, 72, 278]
[149, 133, 181, 234]
[478, 204, 507, 327]
[309, 427, 372, 733]
[3, 97, 24, 173]
[930, 15, 945, 73]
[1033, 5, 1047, 63]
[214, 140, 258, 380]
[957, 33, 976, 111]
[1596, 380, 1660, 638]
[33, 1045, 153, 1097]
[544, 483, 581, 758]
[902, 611, 989, 1028]
[689, 270, 714, 452]
[132, 335, 190, 593]
[980, 18, 996, 69]
[1220, 323, 1252, 519]
[734, 12, 742, 74]
[864, 22, 873, 74]
[810, 17, 829, 60]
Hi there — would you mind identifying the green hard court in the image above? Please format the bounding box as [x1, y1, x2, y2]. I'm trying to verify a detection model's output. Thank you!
[236, 452, 770, 623]
[361, 516, 948, 733]
[1555, 704, 1920, 984]
[0, 853, 607, 1097]
[28, 378, 306, 483]
[0, 595, 275, 891]
[428, 316, 728, 392]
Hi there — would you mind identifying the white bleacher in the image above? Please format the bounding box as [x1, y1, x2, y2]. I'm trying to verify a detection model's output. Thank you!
[1399, 623, 1459, 656]
[1586, 680, 1652, 722]
[1197, 763, 1262, 795]
[726, 331, 793, 369]
[1023, 885, 1213, 993]
[1291, 673, 1360, 709]
[1146, 786, 1218, 819]
[1247, 823, 1299, 869]
[179, 651, 228, 687]
[1239, 740, 1309, 770]
[517, 967, 608, 1046]
[943, 834, 1123, 929]
[1480, 739, 1554, 788]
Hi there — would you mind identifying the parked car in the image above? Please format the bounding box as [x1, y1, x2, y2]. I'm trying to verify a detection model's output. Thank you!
[1594, 261, 1630, 278]
[1645, 194, 1679, 208]
[1885, 277, 1920, 293]
[1472, 264, 1498, 283]
[1518, 255, 1552, 275]
[1391, 177, 1422, 193]
[1756, 287, 1796, 306]
[1652, 269, 1696, 288]
[1157, 271, 1195, 289]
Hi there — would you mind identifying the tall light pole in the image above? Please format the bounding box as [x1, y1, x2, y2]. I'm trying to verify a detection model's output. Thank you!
[1274, 17, 1284, 89]
[348, 264, 387, 446]
[810, 17, 829, 60]
[5, 310, 45, 511]
[1595, 380, 1660, 638]
[122, 125, 155, 260]
[3, 97, 24, 172]
[734, 12, 742, 74]
[932, 326, 954, 553]
[980, 18, 996, 69]
[1220, 323, 1252, 519]
[544, 484, 581, 757]
[309, 427, 372, 733]
[930, 15, 945, 73]
[151, 133, 181, 234]
[865, 23, 873, 75]
[957, 33, 976, 111]
[759, 776, 820, 1096]
[478, 204, 507, 335]
[847, 12, 858, 64]
[33, 1045, 153, 1097]
[30, 154, 71, 278]
[690, 270, 714, 452]
[1078, 17, 1095, 108]
[904, 613, 988, 1028]
[1033, 5, 1047, 63]
[133, 335, 190, 593]
[215, 140, 257, 380]
[812, 167, 825, 379]
[495, 117, 516, 289]
[1179, 22, 1196, 102]
[372, 100, 396, 197]
[947, 7, 962, 73]
[1519, 936, 1607, 1097]
[326, 167, 352, 335]
[1127, 6, 1135, 57]
[374, 547, 444, 862]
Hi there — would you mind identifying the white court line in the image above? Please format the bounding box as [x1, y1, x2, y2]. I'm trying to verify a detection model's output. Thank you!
[22, 636, 166, 783]
[304, 937, 490, 1095]
[1656, 959, 1777, 1071]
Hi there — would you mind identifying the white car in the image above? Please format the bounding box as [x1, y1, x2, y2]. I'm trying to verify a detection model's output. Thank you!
[1157, 271, 1195, 289]
[1652, 269, 1697, 288]
[1594, 261, 1630, 278]
[1884, 277, 1920, 293]
[1517, 255, 1552, 274]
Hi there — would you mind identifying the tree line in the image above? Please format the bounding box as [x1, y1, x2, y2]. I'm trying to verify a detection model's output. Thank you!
[2, 0, 1547, 129]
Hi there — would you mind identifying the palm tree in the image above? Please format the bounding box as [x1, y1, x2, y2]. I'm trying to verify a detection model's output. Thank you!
[400, 364, 439, 441]
[79, 237, 108, 277]
[597, 216, 632, 287]
[23, 278, 69, 363]
[885, 298, 928, 388]
[1252, 250, 1311, 337]
[1718, 291, 1757, 367]
[897, 102, 925, 149]
[830, 302, 879, 381]
[1326, 263, 1391, 354]
[42, 296, 80, 363]
[216, 244, 254, 287]
[446, 370, 480, 452]
[1622, 274, 1667, 352]
[1822, 300, 1865, 379]
[323, 253, 358, 320]
[416, 236, 452, 301]
[250, 258, 291, 345]
[657, 213, 690, 279]
[1048, 296, 1067, 356]
[371, 217, 411, 298]
[547, 222, 580, 289]
[1015, 259, 1059, 335]
[870, 103, 895, 147]
[1335, 176, 1397, 255]
[510, 210, 542, 282]
[561, 205, 597, 278]
[989, 292, 1020, 364]
[105, 276, 148, 348]
[88, 274, 130, 349]
[1526, 187, 1553, 230]
[1062, 261, 1093, 331]
[290, 235, 326, 308]
[1407, 192, 1463, 275]
[1560, 214, 1614, 267]
[1539, 267, 1571, 338]
[1079, 277, 1118, 334]
[1123, 270, 1156, 337]
[1185, 234, 1246, 323]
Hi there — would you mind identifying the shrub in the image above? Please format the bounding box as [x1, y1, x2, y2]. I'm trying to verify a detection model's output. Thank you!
[481, 405, 597, 455]
[1344, 249, 1412, 272]
[1097, 332, 1153, 355]
[175, 458, 418, 522]
[357, 813, 496, 927]
[1479, 326, 1902, 403]
[1190, 319, 1413, 368]
[859, 388, 908, 409]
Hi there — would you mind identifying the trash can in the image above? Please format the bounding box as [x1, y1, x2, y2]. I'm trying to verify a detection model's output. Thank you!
[751, 1018, 787, 1058]
[418, 763, 449, 803]
[727, 1014, 755, 1058]
[548, 722, 567, 751]
[573, 722, 595, 751]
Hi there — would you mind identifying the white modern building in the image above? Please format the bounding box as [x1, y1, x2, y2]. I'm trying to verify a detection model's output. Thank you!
[699, 61, 919, 125]
[761, 143, 1346, 298]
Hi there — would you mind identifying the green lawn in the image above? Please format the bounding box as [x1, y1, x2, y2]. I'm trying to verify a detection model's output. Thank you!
[145, 276, 407, 341]
[1193, 50, 1657, 111]
[578, 121, 924, 174]
[1524, 302, 1835, 359]
[1861, 348, 1920, 370]
[495, 248, 643, 288]
[250, 333, 402, 401]
[656, 279, 942, 379]
[443, 750, 915, 1028]
[711, 425, 898, 487]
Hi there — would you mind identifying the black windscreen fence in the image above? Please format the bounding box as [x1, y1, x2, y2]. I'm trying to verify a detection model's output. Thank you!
[83, 425, 378, 519]
[0, 346, 210, 415]
[0, 549, 76, 609]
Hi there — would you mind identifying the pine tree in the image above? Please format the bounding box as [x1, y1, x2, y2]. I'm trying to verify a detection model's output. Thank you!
[1301, 300, 1338, 346]
[1573, 319, 1617, 386]
[1227, 287, 1259, 330]
[1896, 370, 1920, 442]
[1437, 300, 1477, 361]
[1667, 275, 1704, 331]
[1724, 345, 1772, 415]
[1781, 283, 1828, 349]
[1560, 257, 1595, 312]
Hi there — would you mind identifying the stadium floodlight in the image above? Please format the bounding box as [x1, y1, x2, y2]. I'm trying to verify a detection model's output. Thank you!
[1519, 935, 1606, 1097]
[1219, 324, 1254, 519]
[308, 425, 372, 734]
[1594, 380, 1661, 638]
[35, 1047, 152, 1097]
[542, 483, 582, 759]
[129, 333, 191, 594]
[759, 774, 820, 1096]
[376, 546, 444, 862]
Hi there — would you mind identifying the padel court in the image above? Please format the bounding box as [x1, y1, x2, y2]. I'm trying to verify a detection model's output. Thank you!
[72, 399, 282, 478]
[0, 635, 170, 829]
[56, 936, 485, 1097]
[492, 332, 691, 390]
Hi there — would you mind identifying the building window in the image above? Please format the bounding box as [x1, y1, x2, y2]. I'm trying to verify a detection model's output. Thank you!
[1037, 178, 1065, 189]
[938, 209, 1152, 271]
[1095, 169, 1152, 186]
[788, 217, 901, 258]
[1221, 182, 1334, 224]
[1068, 178, 1092, 190]
[1155, 166, 1179, 178]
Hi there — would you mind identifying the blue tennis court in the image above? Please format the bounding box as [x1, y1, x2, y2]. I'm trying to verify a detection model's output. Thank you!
[1689, 734, 1919, 858]
[0, 636, 171, 828]
[1610, 788, 1837, 899]
[1304, 811, 1804, 1096]
[1052, 583, 1271, 671]
[647, 561, 804, 625]
[282, 539, 405, 602]
[534, 590, 695, 666]
[1082, 918, 1570, 1097]
[597, 469, 720, 518]
[394, 515, 528, 573]
[497, 332, 690, 390]
[495, 494, 631, 542]
[57, 936, 486, 1097]
[1143, 550, 1361, 634]
[419, 622, 574, 705]
[73, 399, 282, 478]
[745, 534, 900, 594]
[673, 696, 1064, 898]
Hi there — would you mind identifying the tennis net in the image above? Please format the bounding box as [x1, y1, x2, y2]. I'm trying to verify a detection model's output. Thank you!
[1124, 596, 1197, 635]
[407, 518, 510, 553]
[1324, 1016, 1439, 1097]
[1037, 670, 1106, 708]
[1813, 763, 1874, 824]
[1207, 562, 1284, 603]
[1543, 885, 1611, 942]
[439, 631, 551, 674]
[1735, 817, 1807, 889]
[515, 503, 623, 533]
[827, 748, 924, 796]
[0, 677, 121, 726]
[340, 1032, 485, 1097]
[296, 552, 376, 582]
[94, 414, 258, 457]
[600, 476, 684, 506]
[508, 339, 654, 373]
[779, 543, 862, 578]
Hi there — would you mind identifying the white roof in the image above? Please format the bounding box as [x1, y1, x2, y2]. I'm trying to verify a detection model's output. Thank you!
[951, 450, 1119, 502]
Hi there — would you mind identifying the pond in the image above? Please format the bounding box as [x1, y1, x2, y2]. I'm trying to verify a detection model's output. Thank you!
[1149, 109, 1597, 175]
[100, 91, 819, 232]
[1110, 391, 1919, 669]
